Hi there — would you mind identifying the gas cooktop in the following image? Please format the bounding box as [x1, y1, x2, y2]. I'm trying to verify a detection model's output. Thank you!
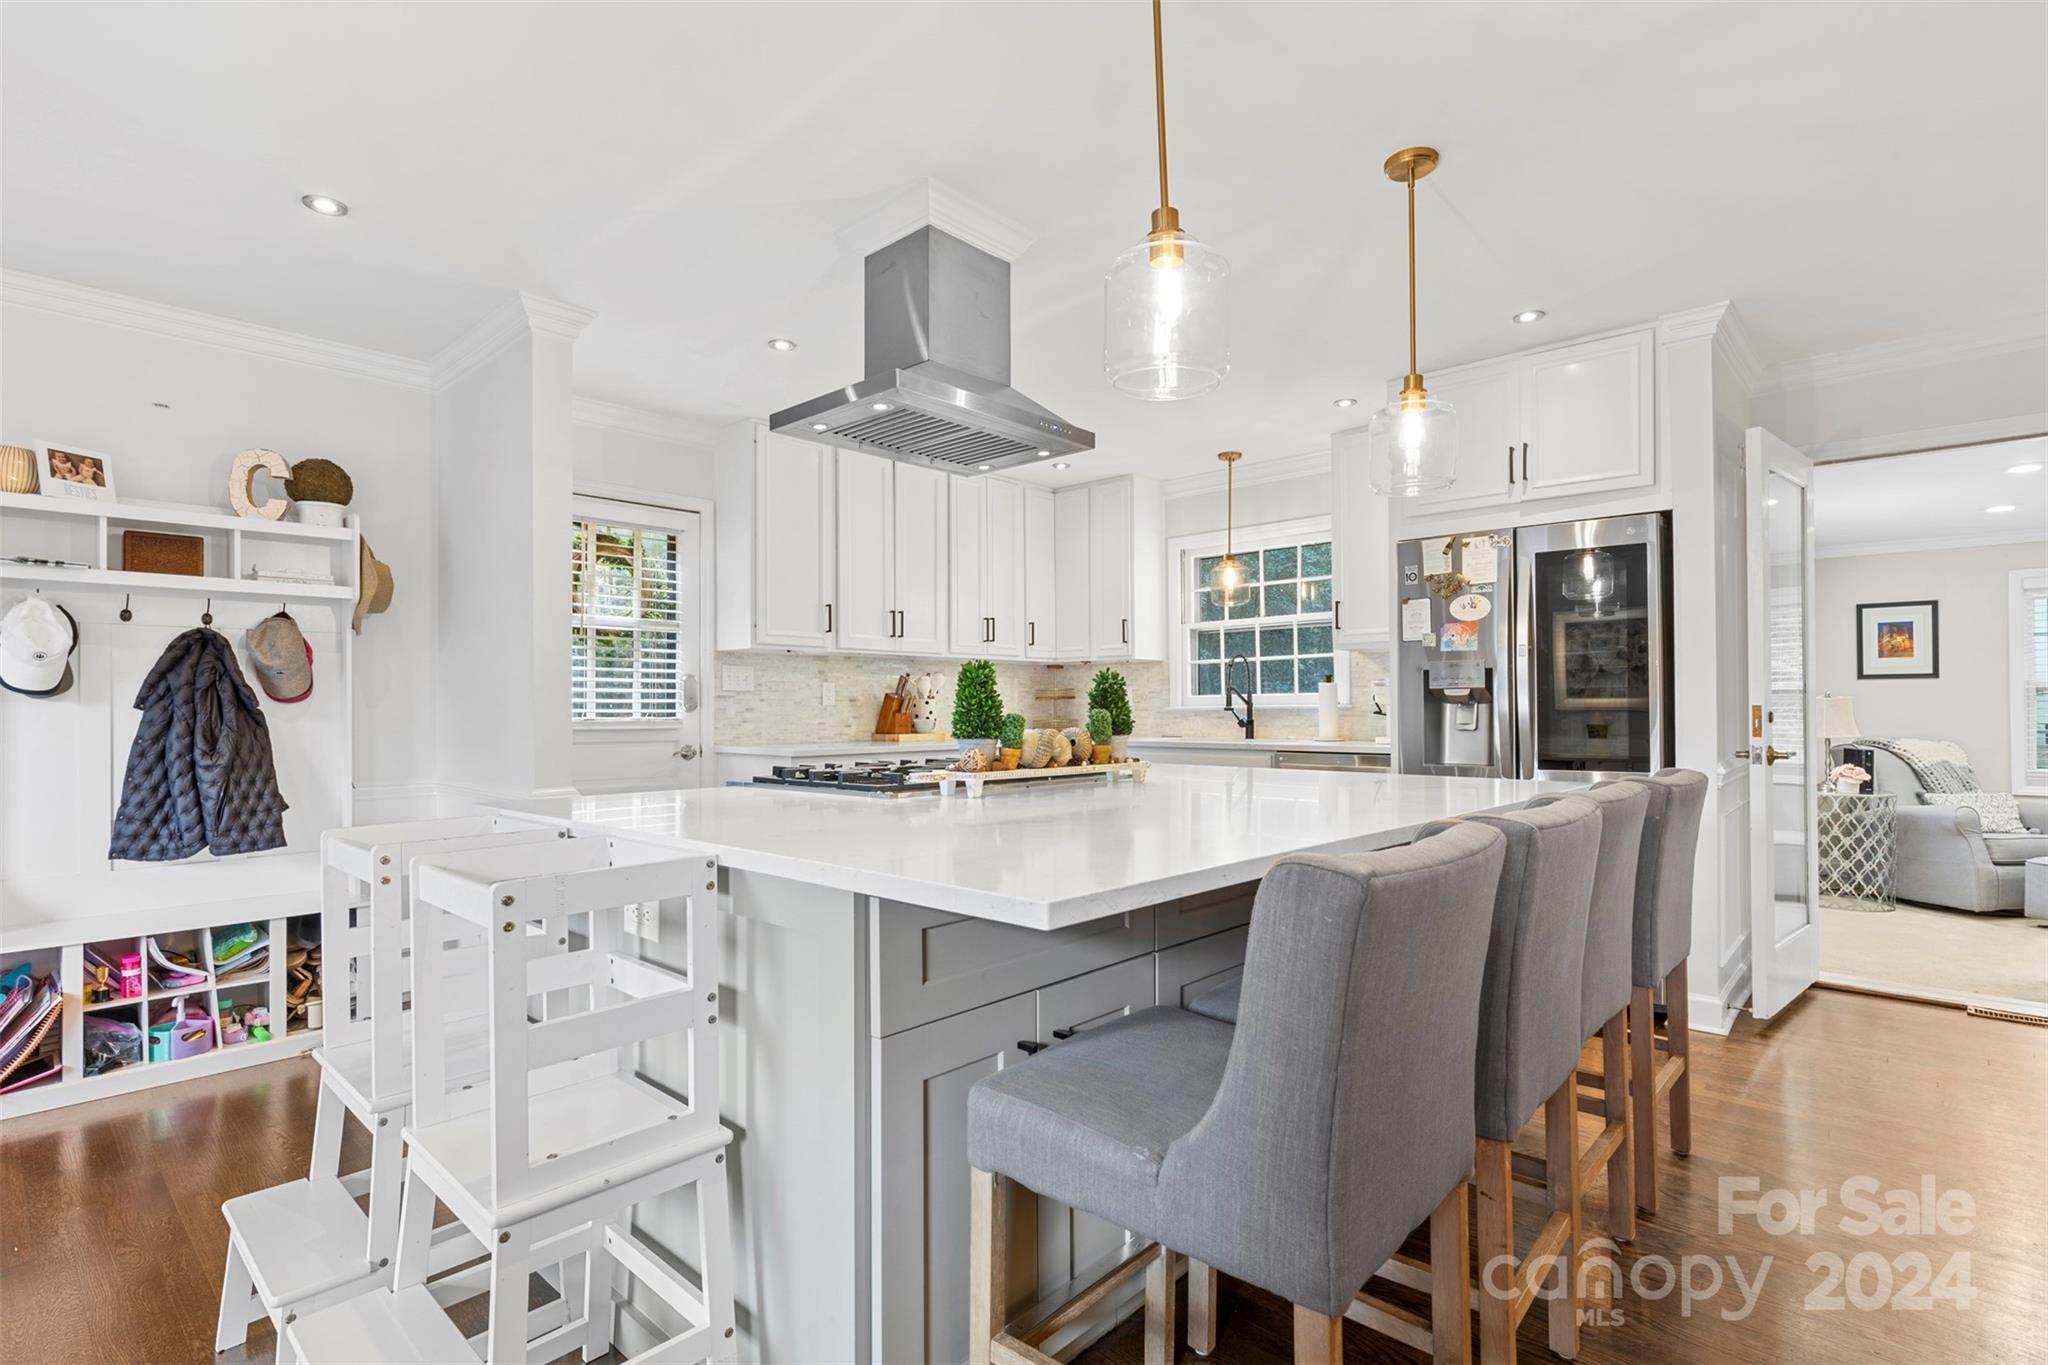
[745, 758, 956, 798]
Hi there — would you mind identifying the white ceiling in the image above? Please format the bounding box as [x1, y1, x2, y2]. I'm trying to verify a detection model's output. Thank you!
[4, 3, 2046, 484]
[1813, 437, 2048, 556]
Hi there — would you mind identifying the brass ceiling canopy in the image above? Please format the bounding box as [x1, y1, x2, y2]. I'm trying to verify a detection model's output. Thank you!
[1382, 147, 1440, 184]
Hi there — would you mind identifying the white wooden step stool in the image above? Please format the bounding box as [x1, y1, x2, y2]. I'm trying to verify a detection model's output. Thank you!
[215, 816, 564, 1359]
[286, 835, 736, 1365]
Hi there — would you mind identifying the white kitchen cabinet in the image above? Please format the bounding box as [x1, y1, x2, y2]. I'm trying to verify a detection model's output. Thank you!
[1386, 326, 1659, 535]
[713, 424, 836, 651]
[1517, 329, 1655, 499]
[1052, 475, 1164, 662]
[833, 449, 949, 656]
[1329, 425, 1392, 648]
[949, 477, 1026, 658]
[1023, 486, 1057, 659]
[1052, 486, 1091, 659]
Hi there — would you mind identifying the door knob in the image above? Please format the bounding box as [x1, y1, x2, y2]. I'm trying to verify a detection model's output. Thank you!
[673, 743, 700, 761]
[1765, 746, 1796, 765]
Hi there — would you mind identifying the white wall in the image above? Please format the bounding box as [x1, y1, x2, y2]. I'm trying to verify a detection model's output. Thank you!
[0, 297, 437, 808]
[1816, 540, 2048, 791]
[1752, 329, 2047, 459]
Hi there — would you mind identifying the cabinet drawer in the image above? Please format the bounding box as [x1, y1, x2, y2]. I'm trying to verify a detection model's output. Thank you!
[1153, 882, 1257, 949]
[1156, 925, 1250, 1009]
[870, 901, 1155, 1036]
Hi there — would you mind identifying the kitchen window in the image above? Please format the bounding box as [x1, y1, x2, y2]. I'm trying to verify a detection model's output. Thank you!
[2013, 567, 2048, 793]
[571, 512, 682, 723]
[1171, 517, 1348, 708]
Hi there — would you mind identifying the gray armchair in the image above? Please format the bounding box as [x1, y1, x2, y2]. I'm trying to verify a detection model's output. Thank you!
[1873, 750, 2048, 912]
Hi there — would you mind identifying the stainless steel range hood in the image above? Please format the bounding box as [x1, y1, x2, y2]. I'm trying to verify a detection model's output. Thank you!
[770, 227, 1093, 474]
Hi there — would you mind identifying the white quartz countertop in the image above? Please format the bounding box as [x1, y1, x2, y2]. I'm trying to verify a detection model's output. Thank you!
[491, 767, 1573, 930]
[1126, 736, 1392, 754]
[715, 739, 959, 759]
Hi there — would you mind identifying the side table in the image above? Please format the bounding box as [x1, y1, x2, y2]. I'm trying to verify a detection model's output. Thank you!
[1817, 790, 1897, 913]
[2026, 856, 2048, 921]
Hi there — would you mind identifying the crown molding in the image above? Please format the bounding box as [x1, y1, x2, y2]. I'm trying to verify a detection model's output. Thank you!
[1806, 413, 2048, 463]
[428, 293, 596, 392]
[571, 396, 723, 448]
[1159, 449, 1332, 498]
[1814, 527, 2048, 561]
[1654, 300, 1733, 346]
[837, 176, 1038, 263]
[1757, 314, 2048, 396]
[0, 269, 435, 390]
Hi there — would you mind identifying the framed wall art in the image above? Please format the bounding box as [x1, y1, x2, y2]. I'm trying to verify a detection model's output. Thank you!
[39, 445, 118, 502]
[1856, 599, 1938, 679]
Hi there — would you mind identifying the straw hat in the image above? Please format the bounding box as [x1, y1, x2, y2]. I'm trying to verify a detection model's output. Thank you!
[353, 539, 394, 633]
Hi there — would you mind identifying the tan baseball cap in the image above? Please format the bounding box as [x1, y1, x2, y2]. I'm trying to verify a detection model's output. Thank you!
[248, 612, 313, 703]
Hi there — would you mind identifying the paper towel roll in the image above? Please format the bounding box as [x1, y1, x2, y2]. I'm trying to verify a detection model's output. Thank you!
[1317, 675, 1339, 741]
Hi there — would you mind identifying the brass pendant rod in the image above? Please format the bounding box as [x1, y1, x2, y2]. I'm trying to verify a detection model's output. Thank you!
[1225, 457, 1234, 555]
[1152, 0, 1171, 212]
[1406, 166, 1419, 384]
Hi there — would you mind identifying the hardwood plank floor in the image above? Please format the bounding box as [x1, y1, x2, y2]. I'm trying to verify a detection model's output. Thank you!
[0, 989, 2038, 1364]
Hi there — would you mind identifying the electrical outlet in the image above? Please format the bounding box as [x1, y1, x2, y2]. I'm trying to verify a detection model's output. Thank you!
[623, 903, 642, 937]
[637, 901, 661, 943]
[822, 681, 836, 707]
[722, 665, 755, 693]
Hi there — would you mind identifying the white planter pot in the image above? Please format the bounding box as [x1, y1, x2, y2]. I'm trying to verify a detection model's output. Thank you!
[958, 738, 999, 761]
[291, 500, 346, 527]
[1110, 735, 1130, 761]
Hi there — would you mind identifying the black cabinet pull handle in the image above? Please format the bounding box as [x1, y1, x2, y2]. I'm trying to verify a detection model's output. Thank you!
[1122, 617, 1129, 644]
[1051, 1027, 1078, 1040]
[826, 602, 833, 634]
[1521, 442, 1529, 483]
[1028, 621, 1035, 646]
[1335, 600, 1343, 630]
[1507, 444, 1515, 485]
[1016, 1039, 1046, 1055]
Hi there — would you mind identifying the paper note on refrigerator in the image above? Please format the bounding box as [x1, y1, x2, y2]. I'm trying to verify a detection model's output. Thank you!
[1461, 538, 1499, 585]
[1400, 597, 1432, 642]
[1423, 536, 1454, 575]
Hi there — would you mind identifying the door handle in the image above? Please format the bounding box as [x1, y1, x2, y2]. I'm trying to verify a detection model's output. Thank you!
[1121, 617, 1129, 644]
[1766, 746, 1796, 765]
[1015, 1039, 1047, 1056]
[1507, 444, 1515, 485]
[1521, 442, 1529, 483]
[1028, 621, 1036, 647]
[1335, 600, 1343, 630]
[1050, 1027, 1078, 1040]
[825, 602, 833, 634]
[680, 673, 699, 715]
[673, 743, 700, 761]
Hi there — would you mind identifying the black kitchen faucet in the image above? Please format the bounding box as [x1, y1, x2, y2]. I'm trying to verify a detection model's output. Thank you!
[1225, 653, 1255, 739]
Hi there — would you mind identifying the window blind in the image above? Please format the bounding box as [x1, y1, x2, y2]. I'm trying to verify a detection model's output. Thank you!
[570, 518, 681, 722]
[2024, 577, 2048, 784]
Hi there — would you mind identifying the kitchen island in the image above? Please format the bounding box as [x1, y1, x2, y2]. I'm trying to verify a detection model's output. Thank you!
[490, 765, 1568, 1364]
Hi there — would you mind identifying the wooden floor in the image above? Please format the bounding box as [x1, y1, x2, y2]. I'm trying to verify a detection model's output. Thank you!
[0, 989, 2040, 1365]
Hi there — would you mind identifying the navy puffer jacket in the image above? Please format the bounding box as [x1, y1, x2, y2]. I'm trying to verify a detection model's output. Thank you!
[110, 628, 289, 861]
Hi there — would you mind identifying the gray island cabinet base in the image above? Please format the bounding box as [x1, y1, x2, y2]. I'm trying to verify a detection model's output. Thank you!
[488, 768, 1563, 1361]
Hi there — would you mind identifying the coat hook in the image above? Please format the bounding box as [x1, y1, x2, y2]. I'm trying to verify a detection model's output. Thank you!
[120, 594, 133, 623]
[201, 598, 213, 627]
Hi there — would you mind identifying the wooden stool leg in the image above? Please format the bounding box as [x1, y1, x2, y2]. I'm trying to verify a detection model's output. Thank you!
[308, 1076, 343, 1181]
[1144, 1247, 1177, 1365]
[1602, 1009, 1635, 1242]
[1188, 1258, 1218, 1356]
[485, 1225, 532, 1365]
[213, 1235, 257, 1352]
[1474, 1139, 1515, 1365]
[1667, 962, 1692, 1156]
[969, 1169, 1007, 1365]
[1629, 986, 1658, 1215]
[698, 1163, 739, 1363]
[1430, 1183, 1472, 1365]
[1545, 1081, 1581, 1360]
[1291, 1304, 1342, 1364]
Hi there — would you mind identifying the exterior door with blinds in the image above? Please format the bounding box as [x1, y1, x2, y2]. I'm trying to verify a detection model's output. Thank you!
[570, 496, 705, 792]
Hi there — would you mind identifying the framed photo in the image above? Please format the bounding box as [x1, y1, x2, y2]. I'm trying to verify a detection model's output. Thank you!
[1550, 608, 1651, 710]
[1857, 600, 1938, 679]
[40, 445, 117, 502]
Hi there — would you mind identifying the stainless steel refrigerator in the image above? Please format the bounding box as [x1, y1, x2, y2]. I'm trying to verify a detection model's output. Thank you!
[1394, 513, 1672, 780]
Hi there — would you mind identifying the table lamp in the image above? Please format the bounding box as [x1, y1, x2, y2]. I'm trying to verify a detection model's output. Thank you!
[1818, 692, 1862, 786]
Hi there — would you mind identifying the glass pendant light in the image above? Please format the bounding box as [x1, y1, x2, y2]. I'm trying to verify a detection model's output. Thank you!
[1104, 0, 1229, 400]
[1367, 147, 1459, 495]
[1207, 451, 1254, 608]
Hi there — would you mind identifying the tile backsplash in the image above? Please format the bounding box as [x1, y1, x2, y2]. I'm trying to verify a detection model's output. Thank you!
[714, 649, 1389, 745]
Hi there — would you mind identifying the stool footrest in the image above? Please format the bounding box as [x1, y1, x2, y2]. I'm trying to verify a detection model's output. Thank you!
[287, 1283, 478, 1364]
[222, 1178, 381, 1309]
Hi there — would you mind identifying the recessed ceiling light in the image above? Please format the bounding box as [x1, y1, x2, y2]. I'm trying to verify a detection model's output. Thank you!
[1512, 309, 1546, 324]
[301, 194, 348, 217]
[810, 422, 829, 432]
[2007, 462, 2043, 474]
[1333, 397, 1358, 409]
[976, 464, 993, 471]
[767, 338, 797, 352]
[1036, 449, 1052, 458]
[1051, 462, 1070, 470]
[870, 401, 893, 412]
[1986, 504, 2017, 514]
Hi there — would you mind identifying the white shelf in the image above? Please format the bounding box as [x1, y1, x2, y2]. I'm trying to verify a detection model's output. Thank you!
[0, 491, 355, 542]
[0, 563, 353, 601]
[2, 853, 323, 953]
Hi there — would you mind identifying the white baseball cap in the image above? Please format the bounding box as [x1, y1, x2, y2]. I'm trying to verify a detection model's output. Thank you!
[0, 597, 78, 697]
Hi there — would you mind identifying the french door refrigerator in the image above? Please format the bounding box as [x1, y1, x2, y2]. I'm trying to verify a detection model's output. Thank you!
[1394, 512, 1671, 780]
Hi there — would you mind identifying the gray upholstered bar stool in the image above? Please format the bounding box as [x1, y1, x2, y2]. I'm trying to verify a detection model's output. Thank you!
[1513, 780, 1650, 1244]
[1618, 768, 1708, 1216]
[966, 823, 1509, 1365]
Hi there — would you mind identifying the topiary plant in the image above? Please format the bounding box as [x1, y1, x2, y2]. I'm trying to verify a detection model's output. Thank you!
[1000, 712, 1026, 751]
[952, 660, 1003, 741]
[284, 457, 354, 506]
[1087, 707, 1112, 746]
[1088, 668, 1134, 737]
